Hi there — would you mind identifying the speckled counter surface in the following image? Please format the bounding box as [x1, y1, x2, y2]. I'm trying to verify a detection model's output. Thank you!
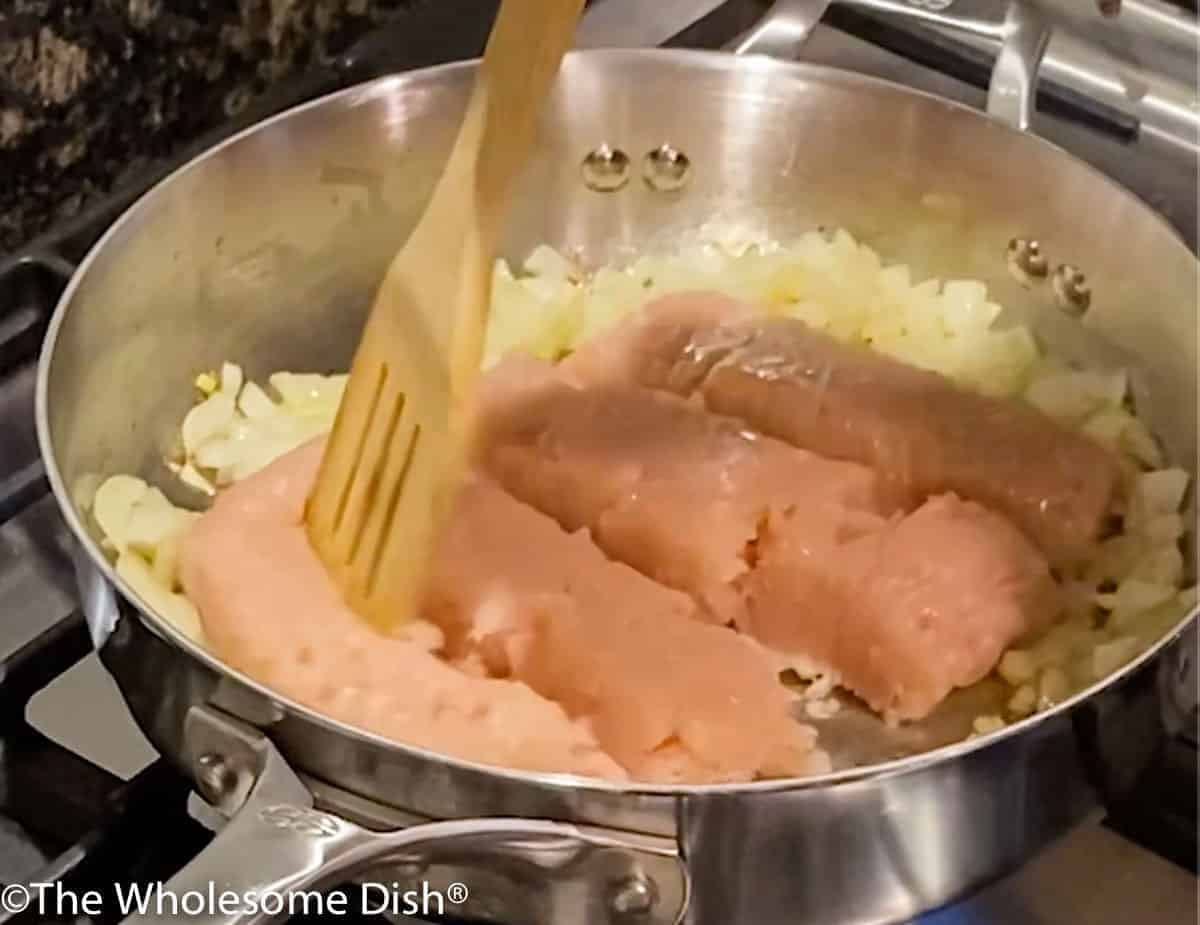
[0, 0, 443, 255]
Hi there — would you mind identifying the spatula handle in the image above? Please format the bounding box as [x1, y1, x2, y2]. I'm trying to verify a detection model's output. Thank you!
[474, 0, 587, 220]
[439, 0, 585, 416]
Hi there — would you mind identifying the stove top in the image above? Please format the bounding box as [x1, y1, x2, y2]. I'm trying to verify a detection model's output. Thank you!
[0, 3, 1195, 923]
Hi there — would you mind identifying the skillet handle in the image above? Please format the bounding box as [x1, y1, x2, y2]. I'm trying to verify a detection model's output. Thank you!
[726, 0, 836, 60]
[730, 0, 1052, 133]
[985, 1, 1053, 132]
[120, 707, 688, 925]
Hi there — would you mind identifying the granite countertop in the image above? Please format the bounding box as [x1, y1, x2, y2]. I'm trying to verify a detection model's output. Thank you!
[0, 0, 432, 256]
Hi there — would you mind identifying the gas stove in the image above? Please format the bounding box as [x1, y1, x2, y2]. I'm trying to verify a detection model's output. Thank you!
[0, 2, 1195, 923]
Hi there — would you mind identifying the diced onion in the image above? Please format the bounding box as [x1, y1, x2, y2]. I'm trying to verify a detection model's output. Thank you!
[1037, 667, 1070, 708]
[1129, 546, 1185, 587]
[523, 244, 579, 282]
[180, 391, 236, 457]
[972, 715, 1006, 735]
[1007, 685, 1037, 718]
[116, 550, 204, 645]
[1127, 468, 1190, 528]
[1098, 578, 1177, 629]
[1024, 370, 1127, 422]
[238, 381, 278, 419]
[75, 228, 1196, 747]
[1090, 636, 1141, 680]
[1121, 416, 1165, 468]
[998, 649, 1037, 685]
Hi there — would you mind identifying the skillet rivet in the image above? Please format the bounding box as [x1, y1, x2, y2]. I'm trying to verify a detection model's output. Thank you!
[642, 144, 691, 192]
[1051, 263, 1092, 316]
[195, 752, 237, 803]
[391, 855, 428, 879]
[1005, 237, 1048, 285]
[610, 874, 657, 916]
[581, 144, 631, 192]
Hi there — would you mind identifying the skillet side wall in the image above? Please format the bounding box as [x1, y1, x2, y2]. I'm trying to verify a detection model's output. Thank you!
[41, 51, 1199, 925]
[97, 585, 1176, 924]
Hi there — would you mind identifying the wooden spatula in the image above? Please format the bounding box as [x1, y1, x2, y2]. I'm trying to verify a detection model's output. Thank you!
[305, 0, 585, 632]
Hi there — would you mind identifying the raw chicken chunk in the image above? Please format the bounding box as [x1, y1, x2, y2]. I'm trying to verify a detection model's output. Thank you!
[508, 307, 1070, 719]
[482, 349, 1060, 722]
[560, 290, 758, 390]
[180, 437, 825, 783]
[427, 476, 828, 782]
[744, 493, 1062, 721]
[478, 370, 891, 625]
[178, 438, 625, 780]
[567, 293, 1122, 567]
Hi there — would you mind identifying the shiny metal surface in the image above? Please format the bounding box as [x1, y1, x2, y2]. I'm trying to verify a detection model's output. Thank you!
[797, 19, 1197, 249]
[580, 144, 633, 191]
[1084, 0, 1199, 84]
[590, 0, 1198, 140]
[1029, 28, 1198, 152]
[729, 0, 836, 59]
[33, 8, 1199, 925]
[574, 0, 732, 49]
[895, 15, 1199, 152]
[986, 1, 1051, 131]
[732, 0, 1059, 132]
[122, 708, 688, 925]
[830, 0, 1199, 146]
[838, 0, 1199, 84]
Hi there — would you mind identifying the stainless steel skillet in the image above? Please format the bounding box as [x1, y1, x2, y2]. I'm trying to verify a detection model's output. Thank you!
[34, 1, 1198, 923]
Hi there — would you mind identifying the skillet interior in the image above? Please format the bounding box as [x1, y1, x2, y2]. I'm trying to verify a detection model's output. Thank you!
[37, 49, 1199, 789]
